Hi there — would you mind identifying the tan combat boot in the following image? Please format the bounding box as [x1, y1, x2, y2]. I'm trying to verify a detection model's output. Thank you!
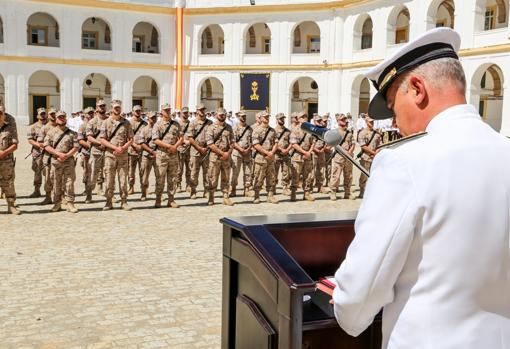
[244, 188, 255, 198]
[167, 197, 179, 208]
[343, 191, 352, 200]
[290, 190, 297, 202]
[208, 191, 215, 206]
[7, 200, 21, 215]
[223, 193, 234, 206]
[321, 186, 330, 194]
[304, 191, 315, 202]
[103, 199, 113, 211]
[253, 191, 261, 204]
[67, 202, 78, 213]
[267, 192, 279, 204]
[28, 186, 41, 198]
[128, 186, 134, 195]
[140, 187, 147, 202]
[51, 202, 62, 212]
[282, 187, 292, 196]
[154, 195, 162, 208]
[85, 190, 93, 204]
[229, 187, 236, 198]
[40, 193, 52, 205]
[330, 191, 337, 201]
[190, 189, 197, 200]
[121, 201, 132, 211]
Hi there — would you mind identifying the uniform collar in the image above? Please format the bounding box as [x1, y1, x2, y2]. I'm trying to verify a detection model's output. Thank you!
[426, 104, 479, 133]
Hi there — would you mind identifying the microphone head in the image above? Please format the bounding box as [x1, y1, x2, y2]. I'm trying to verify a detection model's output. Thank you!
[301, 122, 327, 139]
[323, 128, 343, 146]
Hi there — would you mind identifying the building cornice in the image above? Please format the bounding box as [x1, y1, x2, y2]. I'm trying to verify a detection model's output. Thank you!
[29, 0, 175, 14]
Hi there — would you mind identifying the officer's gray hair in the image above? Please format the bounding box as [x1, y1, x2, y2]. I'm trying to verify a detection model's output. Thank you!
[398, 57, 466, 95]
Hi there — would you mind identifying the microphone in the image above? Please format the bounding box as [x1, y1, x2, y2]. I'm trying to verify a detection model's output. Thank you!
[300, 122, 343, 146]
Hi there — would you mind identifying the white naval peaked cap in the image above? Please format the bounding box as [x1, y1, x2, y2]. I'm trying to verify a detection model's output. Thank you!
[366, 27, 461, 120]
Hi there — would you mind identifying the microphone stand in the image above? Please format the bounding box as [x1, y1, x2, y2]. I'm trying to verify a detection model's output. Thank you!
[333, 145, 370, 177]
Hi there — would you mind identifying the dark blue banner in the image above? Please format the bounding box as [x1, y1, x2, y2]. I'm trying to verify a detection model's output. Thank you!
[240, 73, 270, 111]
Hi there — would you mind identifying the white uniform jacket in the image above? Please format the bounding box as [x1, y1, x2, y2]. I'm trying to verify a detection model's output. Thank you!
[333, 104, 510, 349]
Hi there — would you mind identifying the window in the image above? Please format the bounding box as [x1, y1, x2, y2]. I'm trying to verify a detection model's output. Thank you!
[133, 35, 144, 53]
[395, 27, 408, 44]
[485, 6, 496, 30]
[82, 31, 98, 49]
[30, 27, 48, 46]
[262, 37, 270, 54]
[361, 18, 373, 50]
[218, 38, 224, 54]
[307, 36, 320, 53]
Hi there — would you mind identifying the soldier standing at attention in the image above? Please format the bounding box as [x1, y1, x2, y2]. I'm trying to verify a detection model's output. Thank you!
[312, 115, 327, 194]
[329, 113, 355, 201]
[152, 107, 183, 209]
[27, 107, 47, 198]
[251, 111, 278, 204]
[44, 111, 79, 213]
[86, 100, 108, 196]
[290, 112, 299, 131]
[37, 108, 57, 205]
[206, 108, 235, 206]
[78, 107, 94, 203]
[0, 106, 20, 215]
[357, 115, 382, 199]
[273, 113, 292, 196]
[230, 111, 253, 198]
[128, 105, 146, 196]
[99, 100, 134, 211]
[177, 107, 192, 193]
[186, 103, 212, 199]
[290, 111, 315, 202]
[137, 112, 160, 201]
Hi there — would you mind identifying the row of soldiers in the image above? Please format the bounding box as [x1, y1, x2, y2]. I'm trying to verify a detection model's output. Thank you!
[0, 100, 383, 214]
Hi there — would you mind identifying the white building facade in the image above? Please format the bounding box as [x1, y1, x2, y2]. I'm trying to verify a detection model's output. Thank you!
[0, 0, 509, 134]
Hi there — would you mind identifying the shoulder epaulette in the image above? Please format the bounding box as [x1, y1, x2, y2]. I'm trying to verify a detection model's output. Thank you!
[376, 131, 428, 151]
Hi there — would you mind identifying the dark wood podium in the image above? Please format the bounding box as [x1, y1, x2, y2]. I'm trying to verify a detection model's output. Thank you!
[220, 212, 381, 349]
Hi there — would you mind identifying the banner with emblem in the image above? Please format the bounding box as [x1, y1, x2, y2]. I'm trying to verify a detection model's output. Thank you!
[240, 73, 270, 112]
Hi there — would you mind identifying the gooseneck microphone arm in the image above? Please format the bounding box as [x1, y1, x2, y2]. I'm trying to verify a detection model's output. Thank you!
[300, 122, 370, 178]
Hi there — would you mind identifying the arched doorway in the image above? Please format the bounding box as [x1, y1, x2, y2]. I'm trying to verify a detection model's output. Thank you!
[82, 17, 111, 50]
[428, 0, 455, 29]
[28, 71, 60, 123]
[82, 73, 112, 109]
[474, 64, 504, 131]
[199, 77, 223, 111]
[132, 22, 159, 53]
[290, 77, 319, 118]
[358, 78, 371, 115]
[27, 12, 60, 47]
[132, 76, 159, 111]
[292, 21, 320, 54]
[475, 0, 508, 31]
[200, 25, 224, 55]
[388, 6, 410, 45]
[245, 23, 271, 54]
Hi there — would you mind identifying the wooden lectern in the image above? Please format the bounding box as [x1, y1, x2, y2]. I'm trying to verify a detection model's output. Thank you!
[220, 212, 382, 349]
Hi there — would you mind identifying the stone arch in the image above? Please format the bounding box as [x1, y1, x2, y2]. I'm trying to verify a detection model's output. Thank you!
[82, 17, 112, 50]
[475, 0, 508, 31]
[200, 24, 224, 54]
[290, 76, 319, 118]
[198, 77, 224, 110]
[471, 63, 504, 131]
[244, 23, 271, 54]
[353, 14, 373, 50]
[27, 12, 60, 47]
[82, 73, 112, 109]
[427, 0, 455, 29]
[388, 5, 410, 45]
[28, 70, 61, 123]
[351, 75, 371, 119]
[132, 76, 159, 111]
[132, 21, 160, 53]
[292, 21, 320, 54]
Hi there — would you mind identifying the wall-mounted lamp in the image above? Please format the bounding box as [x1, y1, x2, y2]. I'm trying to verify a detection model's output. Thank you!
[250, 0, 255, 5]
[91, 17, 96, 24]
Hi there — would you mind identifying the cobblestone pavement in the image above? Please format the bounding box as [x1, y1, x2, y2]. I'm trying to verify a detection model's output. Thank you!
[0, 125, 362, 349]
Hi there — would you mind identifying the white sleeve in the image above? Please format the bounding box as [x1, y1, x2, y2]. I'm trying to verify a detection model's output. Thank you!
[333, 150, 418, 336]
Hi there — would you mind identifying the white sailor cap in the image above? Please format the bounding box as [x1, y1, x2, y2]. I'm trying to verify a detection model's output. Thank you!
[366, 27, 461, 120]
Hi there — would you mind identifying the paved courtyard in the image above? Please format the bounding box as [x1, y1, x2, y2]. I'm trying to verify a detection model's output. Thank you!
[0, 125, 362, 349]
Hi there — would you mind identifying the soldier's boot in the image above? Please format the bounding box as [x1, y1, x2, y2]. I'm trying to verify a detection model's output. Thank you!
[190, 189, 197, 200]
[321, 186, 330, 194]
[304, 191, 315, 202]
[51, 202, 62, 212]
[67, 202, 78, 214]
[330, 190, 337, 201]
[282, 187, 292, 196]
[316, 185, 322, 193]
[253, 191, 261, 204]
[356, 190, 364, 199]
[155, 195, 162, 208]
[208, 191, 215, 206]
[28, 186, 41, 198]
[229, 187, 236, 198]
[103, 199, 113, 211]
[290, 190, 297, 202]
[140, 188, 147, 202]
[222, 193, 234, 206]
[343, 191, 352, 200]
[244, 188, 255, 198]
[121, 200, 132, 211]
[128, 186, 134, 195]
[61, 198, 68, 209]
[167, 197, 179, 208]
[7, 199, 21, 215]
[85, 191, 93, 204]
[202, 191, 209, 199]
[267, 192, 279, 204]
[40, 193, 53, 205]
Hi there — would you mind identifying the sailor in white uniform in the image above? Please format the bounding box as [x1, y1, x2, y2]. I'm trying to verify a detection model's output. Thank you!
[333, 27, 510, 349]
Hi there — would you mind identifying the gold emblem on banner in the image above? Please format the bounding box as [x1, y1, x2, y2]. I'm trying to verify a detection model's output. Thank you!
[250, 81, 260, 101]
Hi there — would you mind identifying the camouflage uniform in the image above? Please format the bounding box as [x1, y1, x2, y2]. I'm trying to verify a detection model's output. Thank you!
[128, 116, 147, 192]
[27, 120, 45, 194]
[99, 117, 134, 206]
[37, 123, 56, 199]
[186, 118, 212, 197]
[136, 122, 159, 200]
[177, 118, 191, 191]
[230, 123, 253, 196]
[312, 136, 326, 192]
[290, 127, 315, 200]
[358, 128, 382, 197]
[44, 127, 79, 208]
[152, 118, 181, 206]
[252, 123, 278, 203]
[273, 124, 292, 194]
[86, 115, 106, 194]
[77, 119, 91, 197]
[0, 113, 19, 213]
[206, 122, 234, 205]
[329, 128, 354, 199]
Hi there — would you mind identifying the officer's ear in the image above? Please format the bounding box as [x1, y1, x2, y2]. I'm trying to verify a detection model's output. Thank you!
[408, 75, 427, 106]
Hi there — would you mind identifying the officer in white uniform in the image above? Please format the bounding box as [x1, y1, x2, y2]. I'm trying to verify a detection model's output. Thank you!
[333, 27, 510, 349]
